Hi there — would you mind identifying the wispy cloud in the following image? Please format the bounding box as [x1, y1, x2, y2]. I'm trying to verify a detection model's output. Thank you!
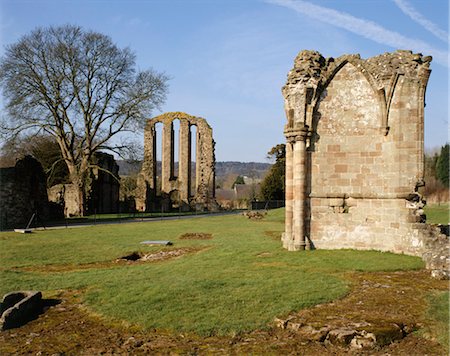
[266, 0, 448, 66]
[393, 0, 449, 42]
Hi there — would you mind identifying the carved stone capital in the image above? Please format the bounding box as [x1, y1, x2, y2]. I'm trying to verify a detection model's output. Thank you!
[284, 126, 310, 143]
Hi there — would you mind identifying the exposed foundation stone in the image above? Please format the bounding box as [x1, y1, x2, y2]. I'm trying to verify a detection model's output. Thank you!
[136, 112, 217, 211]
[0, 291, 42, 330]
[282, 50, 446, 274]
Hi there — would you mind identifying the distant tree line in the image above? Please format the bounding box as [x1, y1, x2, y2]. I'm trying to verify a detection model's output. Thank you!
[259, 144, 285, 201]
[424, 144, 449, 202]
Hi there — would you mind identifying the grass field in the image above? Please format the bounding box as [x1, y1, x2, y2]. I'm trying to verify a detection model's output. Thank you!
[0, 208, 426, 336]
[426, 290, 449, 350]
[425, 203, 449, 225]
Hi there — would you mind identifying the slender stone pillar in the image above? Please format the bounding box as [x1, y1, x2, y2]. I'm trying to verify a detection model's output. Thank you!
[283, 141, 294, 248]
[178, 120, 191, 205]
[292, 136, 307, 250]
[195, 129, 201, 193]
[284, 126, 308, 251]
[151, 126, 157, 191]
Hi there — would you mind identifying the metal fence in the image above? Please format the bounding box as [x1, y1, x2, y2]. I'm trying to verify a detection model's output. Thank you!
[250, 200, 285, 210]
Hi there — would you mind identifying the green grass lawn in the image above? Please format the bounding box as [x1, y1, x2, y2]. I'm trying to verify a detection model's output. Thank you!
[426, 290, 449, 351]
[425, 203, 449, 225]
[0, 209, 424, 335]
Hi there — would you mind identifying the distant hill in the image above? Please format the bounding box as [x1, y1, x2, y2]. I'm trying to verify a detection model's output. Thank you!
[215, 161, 271, 179]
[117, 160, 142, 176]
[117, 160, 271, 179]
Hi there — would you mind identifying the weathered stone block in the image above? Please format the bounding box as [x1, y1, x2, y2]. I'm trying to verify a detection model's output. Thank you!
[0, 291, 42, 330]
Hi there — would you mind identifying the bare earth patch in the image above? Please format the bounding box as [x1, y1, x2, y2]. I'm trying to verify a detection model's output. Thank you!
[264, 230, 283, 240]
[11, 247, 204, 273]
[179, 233, 213, 240]
[0, 270, 447, 355]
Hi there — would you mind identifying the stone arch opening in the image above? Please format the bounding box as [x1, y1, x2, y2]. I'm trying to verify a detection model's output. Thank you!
[172, 118, 180, 179]
[154, 121, 163, 196]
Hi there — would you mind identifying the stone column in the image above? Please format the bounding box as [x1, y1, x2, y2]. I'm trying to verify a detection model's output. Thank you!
[284, 127, 309, 251]
[151, 126, 157, 192]
[283, 141, 294, 248]
[178, 120, 191, 205]
[161, 122, 173, 193]
[195, 129, 201, 193]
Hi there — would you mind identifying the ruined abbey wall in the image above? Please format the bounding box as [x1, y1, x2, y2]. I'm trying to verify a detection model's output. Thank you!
[0, 156, 49, 229]
[282, 50, 432, 255]
[136, 112, 217, 211]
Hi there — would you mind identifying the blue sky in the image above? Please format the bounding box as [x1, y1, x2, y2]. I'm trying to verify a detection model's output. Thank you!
[1, 0, 448, 162]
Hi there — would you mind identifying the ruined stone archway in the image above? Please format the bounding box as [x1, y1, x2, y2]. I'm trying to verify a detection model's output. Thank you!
[282, 50, 432, 254]
[136, 112, 218, 212]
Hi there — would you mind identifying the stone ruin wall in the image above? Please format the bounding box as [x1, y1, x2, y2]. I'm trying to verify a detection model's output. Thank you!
[48, 152, 120, 217]
[282, 50, 448, 265]
[0, 156, 49, 229]
[136, 112, 217, 212]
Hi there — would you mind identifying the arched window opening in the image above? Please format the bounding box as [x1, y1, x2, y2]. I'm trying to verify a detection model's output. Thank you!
[172, 119, 180, 179]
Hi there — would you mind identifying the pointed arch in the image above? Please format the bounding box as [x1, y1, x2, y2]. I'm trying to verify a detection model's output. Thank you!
[313, 60, 388, 134]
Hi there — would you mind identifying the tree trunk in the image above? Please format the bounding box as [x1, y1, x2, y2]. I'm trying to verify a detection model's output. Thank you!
[66, 162, 88, 217]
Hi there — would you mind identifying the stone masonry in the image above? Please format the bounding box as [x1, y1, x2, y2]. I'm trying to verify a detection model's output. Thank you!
[0, 156, 49, 229]
[282, 50, 442, 260]
[136, 112, 217, 211]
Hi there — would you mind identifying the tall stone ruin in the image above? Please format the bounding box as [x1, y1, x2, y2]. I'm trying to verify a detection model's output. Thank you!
[136, 112, 217, 211]
[282, 50, 435, 255]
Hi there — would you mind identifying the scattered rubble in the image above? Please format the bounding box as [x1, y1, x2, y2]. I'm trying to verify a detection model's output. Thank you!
[242, 211, 267, 220]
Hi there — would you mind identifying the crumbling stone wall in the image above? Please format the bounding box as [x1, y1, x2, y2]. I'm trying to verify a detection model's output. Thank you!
[0, 156, 49, 229]
[282, 50, 436, 257]
[136, 112, 217, 211]
[48, 152, 120, 217]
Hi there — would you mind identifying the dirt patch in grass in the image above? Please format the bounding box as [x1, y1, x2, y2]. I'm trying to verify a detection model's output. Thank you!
[264, 230, 282, 240]
[179, 233, 213, 240]
[12, 247, 205, 273]
[0, 270, 447, 354]
[256, 252, 273, 257]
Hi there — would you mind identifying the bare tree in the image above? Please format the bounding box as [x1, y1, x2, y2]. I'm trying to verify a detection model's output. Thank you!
[0, 25, 168, 215]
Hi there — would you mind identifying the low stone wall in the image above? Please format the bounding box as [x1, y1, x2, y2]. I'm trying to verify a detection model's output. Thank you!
[419, 224, 449, 279]
[309, 197, 425, 256]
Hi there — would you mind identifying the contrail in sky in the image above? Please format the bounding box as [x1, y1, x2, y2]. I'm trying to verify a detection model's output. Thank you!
[266, 0, 448, 66]
[392, 0, 449, 42]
